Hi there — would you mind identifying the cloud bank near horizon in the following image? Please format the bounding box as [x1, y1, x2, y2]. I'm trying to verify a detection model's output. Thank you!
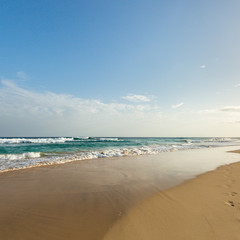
[0, 80, 163, 136]
[0, 80, 240, 137]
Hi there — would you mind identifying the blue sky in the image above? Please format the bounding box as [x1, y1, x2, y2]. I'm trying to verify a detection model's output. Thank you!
[1, 0, 240, 136]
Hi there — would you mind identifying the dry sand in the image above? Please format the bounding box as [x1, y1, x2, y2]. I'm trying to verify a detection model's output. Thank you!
[104, 161, 240, 240]
[0, 148, 239, 240]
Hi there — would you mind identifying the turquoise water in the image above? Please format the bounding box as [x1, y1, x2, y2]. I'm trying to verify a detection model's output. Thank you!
[0, 137, 240, 171]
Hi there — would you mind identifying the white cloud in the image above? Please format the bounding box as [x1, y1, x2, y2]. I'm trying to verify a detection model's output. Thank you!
[0, 81, 156, 116]
[122, 94, 151, 103]
[2, 80, 240, 137]
[219, 106, 240, 112]
[200, 65, 206, 69]
[234, 83, 240, 88]
[198, 106, 240, 115]
[0, 80, 163, 136]
[171, 102, 184, 109]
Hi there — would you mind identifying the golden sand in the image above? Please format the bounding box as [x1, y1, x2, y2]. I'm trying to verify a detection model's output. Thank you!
[104, 161, 240, 240]
[0, 148, 239, 240]
[0, 154, 182, 240]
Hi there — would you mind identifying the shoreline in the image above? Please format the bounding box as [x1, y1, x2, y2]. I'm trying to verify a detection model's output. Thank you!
[1, 145, 240, 174]
[0, 147, 239, 239]
[0, 147, 211, 173]
[2, 136, 240, 172]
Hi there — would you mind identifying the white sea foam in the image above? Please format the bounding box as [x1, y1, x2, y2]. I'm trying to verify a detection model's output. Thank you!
[75, 136, 90, 139]
[184, 137, 239, 145]
[0, 137, 74, 144]
[99, 138, 119, 141]
[0, 137, 122, 144]
[0, 144, 208, 172]
[207, 137, 233, 142]
[0, 152, 41, 161]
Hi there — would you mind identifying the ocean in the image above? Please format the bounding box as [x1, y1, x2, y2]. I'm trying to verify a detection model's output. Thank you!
[0, 137, 240, 172]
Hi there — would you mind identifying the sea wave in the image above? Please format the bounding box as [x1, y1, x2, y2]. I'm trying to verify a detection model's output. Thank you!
[0, 137, 121, 144]
[73, 137, 120, 142]
[207, 137, 233, 142]
[0, 143, 210, 172]
[74, 137, 90, 140]
[0, 152, 41, 160]
[1, 137, 240, 172]
[0, 137, 74, 144]
[98, 138, 119, 141]
[183, 137, 239, 144]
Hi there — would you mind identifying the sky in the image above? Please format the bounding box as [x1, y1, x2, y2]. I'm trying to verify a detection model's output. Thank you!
[1, 0, 240, 137]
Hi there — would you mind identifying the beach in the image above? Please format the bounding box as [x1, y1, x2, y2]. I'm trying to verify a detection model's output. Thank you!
[2, 1, 240, 239]
[0, 147, 239, 240]
[104, 156, 240, 240]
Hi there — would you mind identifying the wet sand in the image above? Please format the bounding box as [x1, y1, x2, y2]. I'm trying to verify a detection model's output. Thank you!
[0, 147, 239, 240]
[104, 154, 240, 240]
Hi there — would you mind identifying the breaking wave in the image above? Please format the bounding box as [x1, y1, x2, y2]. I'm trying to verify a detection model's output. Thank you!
[1, 137, 240, 172]
[0, 137, 74, 144]
[0, 137, 121, 144]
